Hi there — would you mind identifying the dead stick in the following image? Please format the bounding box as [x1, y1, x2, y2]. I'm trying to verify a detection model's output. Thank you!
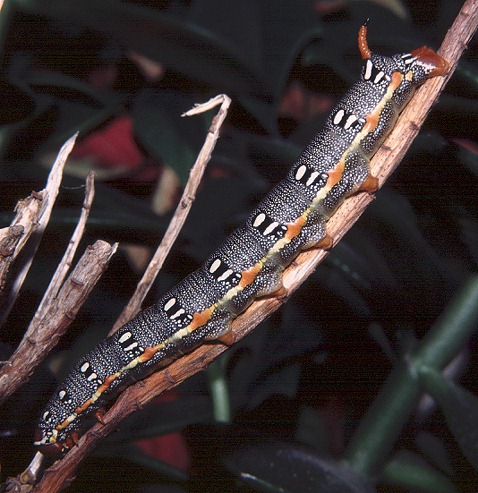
[29, 172, 96, 331]
[112, 94, 231, 333]
[30, 5, 475, 491]
[0, 240, 117, 405]
[0, 134, 78, 325]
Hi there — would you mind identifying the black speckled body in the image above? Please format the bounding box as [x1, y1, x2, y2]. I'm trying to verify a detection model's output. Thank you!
[35, 26, 448, 454]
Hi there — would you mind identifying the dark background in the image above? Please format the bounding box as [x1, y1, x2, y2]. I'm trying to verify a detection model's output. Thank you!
[0, 1, 476, 491]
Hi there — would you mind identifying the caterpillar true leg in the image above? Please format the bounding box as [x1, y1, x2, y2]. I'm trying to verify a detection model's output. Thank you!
[34, 23, 449, 456]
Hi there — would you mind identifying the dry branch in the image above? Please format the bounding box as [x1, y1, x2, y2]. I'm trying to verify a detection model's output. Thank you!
[31, 171, 96, 324]
[28, 2, 477, 491]
[0, 134, 78, 325]
[0, 240, 117, 405]
[112, 94, 231, 332]
[0, 225, 24, 291]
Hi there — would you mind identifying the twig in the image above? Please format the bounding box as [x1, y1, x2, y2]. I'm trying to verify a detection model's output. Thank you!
[0, 134, 78, 325]
[30, 3, 476, 490]
[112, 94, 231, 333]
[0, 240, 118, 405]
[29, 172, 95, 331]
[0, 225, 24, 291]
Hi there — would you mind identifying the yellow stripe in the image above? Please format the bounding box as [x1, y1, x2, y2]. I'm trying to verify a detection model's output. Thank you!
[54, 72, 403, 439]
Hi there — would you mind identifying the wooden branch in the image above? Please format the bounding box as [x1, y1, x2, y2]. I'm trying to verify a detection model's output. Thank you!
[31, 172, 96, 325]
[29, 3, 476, 491]
[0, 240, 118, 405]
[0, 225, 24, 291]
[0, 134, 78, 326]
[112, 94, 231, 332]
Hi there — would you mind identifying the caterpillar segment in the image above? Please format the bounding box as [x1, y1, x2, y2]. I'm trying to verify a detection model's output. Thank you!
[34, 24, 449, 455]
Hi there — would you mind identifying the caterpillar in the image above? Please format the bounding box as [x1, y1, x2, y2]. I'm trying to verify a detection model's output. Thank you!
[34, 24, 449, 455]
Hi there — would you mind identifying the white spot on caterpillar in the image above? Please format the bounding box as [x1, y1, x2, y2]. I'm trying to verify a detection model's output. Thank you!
[87, 372, 98, 382]
[364, 60, 373, 80]
[209, 258, 221, 273]
[124, 342, 139, 352]
[218, 269, 234, 282]
[42, 410, 50, 421]
[295, 165, 306, 181]
[253, 213, 266, 228]
[333, 109, 345, 125]
[344, 115, 358, 130]
[171, 308, 186, 320]
[401, 53, 416, 65]
[164, 298, 176, 312]
[374, 70, 385, 84]
[119, 332, 132, 343]
[263, 221, 279, 236]
[306, 171, 320, 187]
[80, 362, 90, 373]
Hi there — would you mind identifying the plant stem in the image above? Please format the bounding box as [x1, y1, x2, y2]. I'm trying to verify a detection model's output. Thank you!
[344, 275, 478, 477]
[208, 358, 231, 423]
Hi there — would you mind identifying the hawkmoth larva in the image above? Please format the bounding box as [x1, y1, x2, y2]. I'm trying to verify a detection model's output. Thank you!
[34, 23, 449, 455]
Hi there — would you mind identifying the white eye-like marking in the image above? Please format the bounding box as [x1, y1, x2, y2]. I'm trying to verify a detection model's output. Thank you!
[119, 332, 132, 343]
[401, 53, 417, 65]
[295, 166, 328, 189]
[164, 298, 176, 312]
[87, 372, 98, 382]
[333, 109, 345, 125]
[209, 258, 222, 273]
[364, 60, 373, 80]
[295, 165, 307, 181]
[218, 269, 234, 282]
[253, 213, 266, 228]
[373, 70, 385, 84]
[306, 171, 320, 187]
[170, 308, 185, 320]
[208, 258, 241, 285]
[263, 221, 280, 236]
[163, 297, 191, 323]
[344, 115, 358, 130]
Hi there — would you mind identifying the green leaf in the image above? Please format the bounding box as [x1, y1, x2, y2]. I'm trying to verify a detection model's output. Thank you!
[415, 431, 453, 476]
[225, 442, 376, 493]
[382, 449, 457, 493]
[420, 368, 478, 471]
[17, 0, 268, 94]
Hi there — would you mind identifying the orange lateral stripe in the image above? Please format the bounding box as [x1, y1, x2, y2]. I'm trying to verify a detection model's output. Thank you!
[240, 262, 263, 288]
[189, 306, 215, 330]
[326, 159, 346, 188]
[363, 112, 379, 134]
[139, 346, 159, 363]
[363, 71, 403, 135]
[285, 214, 307, 241]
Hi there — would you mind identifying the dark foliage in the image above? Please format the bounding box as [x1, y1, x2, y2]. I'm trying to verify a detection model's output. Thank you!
[0, 0, 477, 492]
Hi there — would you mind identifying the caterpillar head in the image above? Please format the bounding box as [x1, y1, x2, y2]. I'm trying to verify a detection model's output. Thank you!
[356, 22, 448, 107]
[34, 407, 77, 456]
[358, 22, 448, 82]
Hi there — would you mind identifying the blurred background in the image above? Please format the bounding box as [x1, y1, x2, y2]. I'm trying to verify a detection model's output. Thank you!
[0, 1, 476, 491]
